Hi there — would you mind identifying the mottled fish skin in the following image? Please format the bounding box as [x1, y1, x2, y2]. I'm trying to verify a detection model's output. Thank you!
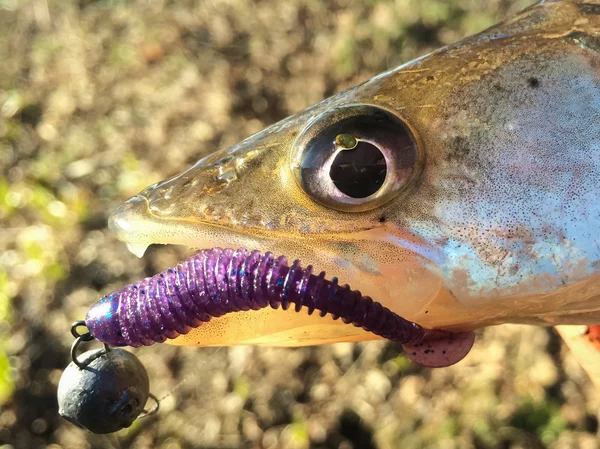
[106, 1, 600, 347]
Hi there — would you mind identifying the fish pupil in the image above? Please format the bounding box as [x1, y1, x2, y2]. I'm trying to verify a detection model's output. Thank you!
[329, 141, 386, 198]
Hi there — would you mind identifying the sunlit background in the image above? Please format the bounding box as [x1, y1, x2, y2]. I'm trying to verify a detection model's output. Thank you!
[1, 0, 599, 448]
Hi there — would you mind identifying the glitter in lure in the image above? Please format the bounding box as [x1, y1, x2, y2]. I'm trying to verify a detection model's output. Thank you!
[85, 247, 426, 347]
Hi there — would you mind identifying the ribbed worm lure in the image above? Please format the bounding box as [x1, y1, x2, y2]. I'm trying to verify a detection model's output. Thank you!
[58, 246, 474, 434]
[85, 247, 427, 347]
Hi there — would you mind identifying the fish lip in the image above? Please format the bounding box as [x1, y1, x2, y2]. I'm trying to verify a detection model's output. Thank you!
[108, 193, 270, 257]
[108, 192, 378, 254]
[108, 195, 149, 238]
[110, 193, 271, 246]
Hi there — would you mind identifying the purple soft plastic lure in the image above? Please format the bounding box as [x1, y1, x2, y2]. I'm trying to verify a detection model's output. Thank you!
[85, 247, 426, 347]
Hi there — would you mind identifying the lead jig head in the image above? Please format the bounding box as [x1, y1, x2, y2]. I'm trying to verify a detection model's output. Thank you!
[57, 321, 158, 434]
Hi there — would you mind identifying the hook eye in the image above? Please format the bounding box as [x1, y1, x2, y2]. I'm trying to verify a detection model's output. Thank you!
[71, 320, 93, 340]
[139, 392, 160, 418]
[69, 320, 111, 369]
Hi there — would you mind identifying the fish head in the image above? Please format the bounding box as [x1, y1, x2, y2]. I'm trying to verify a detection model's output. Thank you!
[108, 0, 600, 346]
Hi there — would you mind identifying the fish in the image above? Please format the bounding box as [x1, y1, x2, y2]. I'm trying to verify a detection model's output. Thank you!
[89, 0, 600, 376]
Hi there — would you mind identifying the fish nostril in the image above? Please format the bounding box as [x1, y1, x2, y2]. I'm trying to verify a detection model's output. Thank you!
[216, 164, 238, 184]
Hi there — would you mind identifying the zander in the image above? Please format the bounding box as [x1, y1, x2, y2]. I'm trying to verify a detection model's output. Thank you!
[84, 1, 600, 376]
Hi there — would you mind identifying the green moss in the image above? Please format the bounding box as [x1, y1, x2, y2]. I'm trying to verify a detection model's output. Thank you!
[391, 354, 412, 372]
[333, 37, 358, 77]
[44, 262, 67, 283]
[461, 13, 497, 36]
[0, 349, 14, 405]
[420, 1, 451, 25]
[30, 184, 63, 227]
[539, 412, 568, 445]
[108, 42, 138, 68]
[123, 152, 140, 171]
[65, 191, 89, 222]
[438, 416, 460, 439]
[0, 0, 17, 11]
[1, 89, 23, 116]
[510, 399, 567, 445]
[470, 417, 497, 446]
[0, 272, 13, 405]
[234, 376, 250, 401]
[0, 178, 15, 218]
[290, 413, 310, 445]
[31, 36, 62, 66]
[0, 271, 11, 323]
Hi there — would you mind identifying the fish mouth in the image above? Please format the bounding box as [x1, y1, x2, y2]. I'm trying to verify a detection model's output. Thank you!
[106, 195, 390, 347]
[109, 193, 446, 322]
[105, 194, 476, 366]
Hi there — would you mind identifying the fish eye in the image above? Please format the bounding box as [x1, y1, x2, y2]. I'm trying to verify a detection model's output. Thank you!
[292, 105, 419, 212]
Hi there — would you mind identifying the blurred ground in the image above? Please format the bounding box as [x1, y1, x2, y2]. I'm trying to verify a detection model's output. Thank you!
[1, 0, 599, 448]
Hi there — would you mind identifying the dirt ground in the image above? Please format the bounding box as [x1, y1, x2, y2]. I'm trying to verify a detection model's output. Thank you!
[1, 0, 600, 448]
